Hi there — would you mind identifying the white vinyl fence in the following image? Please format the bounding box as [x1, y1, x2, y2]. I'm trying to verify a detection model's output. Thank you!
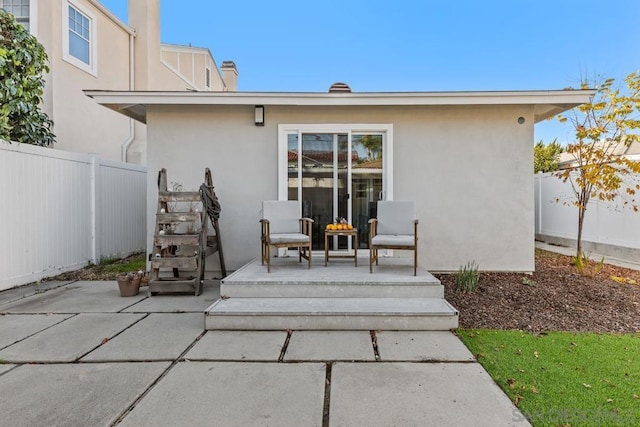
[535, 172, 640, 255]
[1, 142, 146, 290]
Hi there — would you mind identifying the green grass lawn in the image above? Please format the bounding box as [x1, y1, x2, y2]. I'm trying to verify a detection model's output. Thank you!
[458, 330, 640, 426]
[97, 253, 146, 275]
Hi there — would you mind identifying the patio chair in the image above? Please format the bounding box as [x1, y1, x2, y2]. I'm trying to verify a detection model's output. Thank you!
[260, 200, 313, 273]
[369, 200, 419, 275]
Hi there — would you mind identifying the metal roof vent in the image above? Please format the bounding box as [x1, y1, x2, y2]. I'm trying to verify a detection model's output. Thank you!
[329, 82, 351, 93]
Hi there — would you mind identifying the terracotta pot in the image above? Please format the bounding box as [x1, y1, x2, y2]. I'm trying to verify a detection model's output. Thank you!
[117, 275, 140, 297]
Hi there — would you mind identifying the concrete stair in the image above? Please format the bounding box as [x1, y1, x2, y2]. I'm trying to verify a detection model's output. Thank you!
[205, 257, 459, 331]
[206, 297, 458, 330]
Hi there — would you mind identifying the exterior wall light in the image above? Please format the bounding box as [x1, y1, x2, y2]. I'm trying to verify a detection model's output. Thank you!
[517, 117, 525, 124]
[255, 105, 265, 126]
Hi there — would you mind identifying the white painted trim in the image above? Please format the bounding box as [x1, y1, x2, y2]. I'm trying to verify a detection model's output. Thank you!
[87, 0, 135, 35]
[277, 123, 394, 209]
[160, 58, 200, 91]
[86, 89, 596, 106]
[62, 0, 98, 77]
[160, 43, 211, 55]
[30, 0, 38, 37]
[205, 66, 211, 90]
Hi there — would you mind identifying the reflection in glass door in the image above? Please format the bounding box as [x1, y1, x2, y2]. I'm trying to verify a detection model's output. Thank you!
[286, 130, 384, 250]
[352, 134, 383, 249]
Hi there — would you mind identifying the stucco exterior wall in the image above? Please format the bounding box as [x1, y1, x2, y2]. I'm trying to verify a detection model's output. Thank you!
[159, 47, 223, 91]
[35, 0, 132, 161]
[145, 104, 535, 273]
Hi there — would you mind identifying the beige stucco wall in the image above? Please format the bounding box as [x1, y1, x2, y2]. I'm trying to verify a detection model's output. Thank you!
[31, 0, 223, 163]
[35, 0, 133, 161]
[159, 47, 223, 91]
[145, 104, 535, 273]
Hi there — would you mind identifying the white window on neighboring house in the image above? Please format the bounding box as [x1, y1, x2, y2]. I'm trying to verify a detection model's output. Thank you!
[205, 67, 211, 89]
[1, 0, 30, 30]
[63, 1, 97, 76]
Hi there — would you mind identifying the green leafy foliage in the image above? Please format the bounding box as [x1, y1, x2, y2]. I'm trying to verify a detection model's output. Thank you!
[534, 139, 563, 173]
[455, 260, 479, 292]
[459, 330, 640, 426]
[0, 10, 55, 146]
[555, 72, 640, 258]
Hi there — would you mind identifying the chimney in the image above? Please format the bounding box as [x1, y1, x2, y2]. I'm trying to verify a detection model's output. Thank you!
[221, 61, 238, 92]
[129, 0, 161, 90]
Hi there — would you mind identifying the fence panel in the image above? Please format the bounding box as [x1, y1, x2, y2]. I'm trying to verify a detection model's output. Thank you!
[535, 172, 640, 251]
[0, 142, 146, 290]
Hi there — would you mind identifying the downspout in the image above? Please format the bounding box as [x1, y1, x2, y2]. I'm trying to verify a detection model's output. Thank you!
[121, 32, 136, 162]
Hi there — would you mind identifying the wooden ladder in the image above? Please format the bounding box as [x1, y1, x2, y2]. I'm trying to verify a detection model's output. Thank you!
[149, 168, 226, 296]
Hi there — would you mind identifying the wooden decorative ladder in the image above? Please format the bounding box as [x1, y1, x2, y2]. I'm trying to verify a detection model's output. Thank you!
[149, 168, 226, 296]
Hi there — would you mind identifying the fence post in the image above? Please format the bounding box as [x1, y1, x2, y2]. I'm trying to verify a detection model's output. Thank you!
[90, 154, 101, 264]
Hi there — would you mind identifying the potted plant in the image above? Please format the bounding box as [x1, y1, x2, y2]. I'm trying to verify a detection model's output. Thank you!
[116, 272, 142, 297]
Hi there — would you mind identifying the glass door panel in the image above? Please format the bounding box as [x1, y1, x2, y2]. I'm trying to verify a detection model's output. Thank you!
[352, 134, 383, 249]
[301, 133, 334, 249]
[287, 133, 299, 201]
[290, 130, 384, 251]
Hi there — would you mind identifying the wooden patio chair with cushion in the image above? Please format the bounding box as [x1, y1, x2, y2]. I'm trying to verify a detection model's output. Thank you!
[369, 200, 419, 275]
[260, 200, 313, 273]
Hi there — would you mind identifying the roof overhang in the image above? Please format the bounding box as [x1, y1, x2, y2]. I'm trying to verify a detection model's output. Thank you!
[85, 89, 595, 125]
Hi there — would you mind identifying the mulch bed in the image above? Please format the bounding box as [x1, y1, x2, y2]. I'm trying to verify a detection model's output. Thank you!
[438, 249, 640, 333]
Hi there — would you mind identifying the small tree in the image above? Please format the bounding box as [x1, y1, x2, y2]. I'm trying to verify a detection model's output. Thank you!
[0, 10, 55, 146]
[534, 138, 563, 173]
[555, 72, 640, 257]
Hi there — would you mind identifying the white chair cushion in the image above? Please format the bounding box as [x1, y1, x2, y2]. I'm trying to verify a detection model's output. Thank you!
[377, 201, 416, 235]
[263, 200, 300, 234]
[371, 234, 415, 247]
[269, 233, 310, 244]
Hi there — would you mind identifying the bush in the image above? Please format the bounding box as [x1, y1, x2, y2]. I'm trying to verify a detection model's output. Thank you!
[0, 10, 55, 146]
[455, 260, 479, 292]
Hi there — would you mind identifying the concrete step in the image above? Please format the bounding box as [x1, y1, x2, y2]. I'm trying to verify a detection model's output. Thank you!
[221, 281, 444, 298]
[221, 257, 443, 298]
[205, 298, 458, 331]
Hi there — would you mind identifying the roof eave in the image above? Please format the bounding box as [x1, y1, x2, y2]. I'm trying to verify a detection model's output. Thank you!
[85, 89, 595, 124]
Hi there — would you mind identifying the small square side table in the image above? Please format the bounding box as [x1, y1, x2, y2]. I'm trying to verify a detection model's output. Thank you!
[324, 228, 358, 266]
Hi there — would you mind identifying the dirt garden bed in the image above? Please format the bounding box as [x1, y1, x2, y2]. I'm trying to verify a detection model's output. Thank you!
[439, 249, 640, 333]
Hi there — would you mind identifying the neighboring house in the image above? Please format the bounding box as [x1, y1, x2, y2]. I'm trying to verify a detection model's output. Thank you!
[0, 0, 237, 164]
[88, 86, 594, 273]
[558, 140, 640, 169]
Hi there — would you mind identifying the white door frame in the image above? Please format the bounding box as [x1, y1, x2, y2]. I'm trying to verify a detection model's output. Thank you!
[277, 123, 394, 204]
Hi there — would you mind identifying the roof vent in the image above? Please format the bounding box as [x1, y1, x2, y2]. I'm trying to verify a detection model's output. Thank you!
[329, 82, 351, 93]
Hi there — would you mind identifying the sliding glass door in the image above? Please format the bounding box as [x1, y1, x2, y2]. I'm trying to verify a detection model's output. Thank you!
[281, 125, 390, 250]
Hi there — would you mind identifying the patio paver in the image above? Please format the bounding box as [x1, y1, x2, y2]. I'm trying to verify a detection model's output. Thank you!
[82, 313, 203, 361]
[123, 282, 220, 313]
[330, 362, 530, 426]
[0, 281, 73, 305]
[0, 314, 73, 349]
[0, 364, 16, 375]
[284, 331, 376, 361]
[0, 362, 169, 426]
[185, 330, 288, 361]
[0, 281, 145, 313]
[0, 313, 145, 362]
[376, 331, 476, 361]
[119, 361, 326, 426]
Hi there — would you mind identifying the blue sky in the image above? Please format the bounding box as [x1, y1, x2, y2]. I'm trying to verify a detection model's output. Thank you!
[99, 0, 639, 144]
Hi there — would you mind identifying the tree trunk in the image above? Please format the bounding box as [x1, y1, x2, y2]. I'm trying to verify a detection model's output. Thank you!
[576, 206, 585, 258]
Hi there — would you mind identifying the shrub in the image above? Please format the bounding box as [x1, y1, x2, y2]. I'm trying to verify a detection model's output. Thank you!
[455, 260, 479, 292]
[0, 10, 55, 146]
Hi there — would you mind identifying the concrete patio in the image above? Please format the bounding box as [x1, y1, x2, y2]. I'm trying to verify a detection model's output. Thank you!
[0, 279, 530, 426]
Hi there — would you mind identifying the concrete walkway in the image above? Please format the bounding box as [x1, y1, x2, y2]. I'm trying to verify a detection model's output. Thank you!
[0, 281, 530, 426]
